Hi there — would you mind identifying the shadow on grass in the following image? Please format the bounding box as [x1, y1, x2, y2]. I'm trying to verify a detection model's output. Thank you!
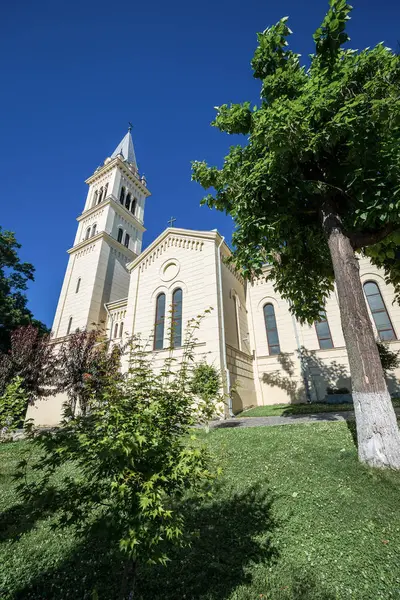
[7, 485, 278, 600]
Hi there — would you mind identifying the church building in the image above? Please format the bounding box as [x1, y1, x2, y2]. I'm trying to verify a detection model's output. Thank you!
[27, 129, 400, 425]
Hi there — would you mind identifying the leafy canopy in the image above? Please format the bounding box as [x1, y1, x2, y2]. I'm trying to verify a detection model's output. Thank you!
[0, 227, 48, 350]
[192, 0, 400, 323]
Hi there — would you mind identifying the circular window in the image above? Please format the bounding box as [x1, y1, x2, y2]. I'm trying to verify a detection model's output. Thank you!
[160, 260, 180, 282]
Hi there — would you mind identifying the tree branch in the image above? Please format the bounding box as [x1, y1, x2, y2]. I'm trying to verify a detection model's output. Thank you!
[349, 224, 399, 250]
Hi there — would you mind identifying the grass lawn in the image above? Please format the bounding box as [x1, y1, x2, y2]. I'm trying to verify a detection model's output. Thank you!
[2, 423, 400, 599]
[239, 397, 400, 417]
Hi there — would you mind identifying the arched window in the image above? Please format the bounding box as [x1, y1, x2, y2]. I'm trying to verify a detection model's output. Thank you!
[131, 198, 137, 216]
[171, 288, 183, 348]
[125, 193, 131, 211]
[67, 317, 73, 336]
[114, 323, 118, 338]
[98, 187, 103, 204]
[103, 183, 108, 201]
[91, 223, 97, 237]
[315, 311, 334, 349]
[117, 228, 123, 243]
[119, 322, 124, 338]
[85, 227, 91, 240]
[76, 278, 81, 293]
[364, 281, 396, 341]
[154, 293, 166, 350]
[93, 190, 98, 206]
[263, 303, 280, 355]
[124, 233, 130, 248]
[120, 187, 125, 204]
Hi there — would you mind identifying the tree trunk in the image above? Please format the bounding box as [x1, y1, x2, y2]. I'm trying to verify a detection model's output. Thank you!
[119, 559, 137, 600]
[322, 203, 400, 469]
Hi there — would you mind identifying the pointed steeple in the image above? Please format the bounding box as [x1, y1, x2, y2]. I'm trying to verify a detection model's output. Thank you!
[111, 125, 137, 168]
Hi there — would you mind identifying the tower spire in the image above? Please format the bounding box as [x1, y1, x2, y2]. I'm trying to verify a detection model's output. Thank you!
[110, 127, 137, 168]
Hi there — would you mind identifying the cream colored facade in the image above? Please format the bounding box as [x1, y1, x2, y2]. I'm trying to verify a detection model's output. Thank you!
[27, 131, 400, 425]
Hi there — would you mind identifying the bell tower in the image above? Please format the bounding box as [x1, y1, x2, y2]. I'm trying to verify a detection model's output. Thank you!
[52, 127, 151, 338]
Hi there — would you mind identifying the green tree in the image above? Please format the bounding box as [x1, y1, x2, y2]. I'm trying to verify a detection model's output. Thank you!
[56, 327, 122, 417]
[0, 227, 48, 352]
[192, 0, 400, 468]
[18, 314, 217, 598]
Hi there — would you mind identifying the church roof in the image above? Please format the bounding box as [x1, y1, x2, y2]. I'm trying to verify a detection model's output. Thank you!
[111, 130, 137, 168]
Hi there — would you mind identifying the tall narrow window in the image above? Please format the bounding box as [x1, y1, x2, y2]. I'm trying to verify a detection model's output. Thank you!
[91, 223, 97, 237]
[154, 293, 166, 350]
[263, 303, 280, 355]
[315, 311, 334, 349]
[364, 281, 396, 341]
[76, 278, 81, 293]
[120, 187, 125, 204]
[131, 198, 137, 216]
[85, 227, 91, 240]
[119, 322, 124, 338]
[103, 183, 108, 201]
[114, 323, 118, 338]
[233, 294, 241, 350]
[98, 187, 103, 204]
[67, 317, 73, 336]
[117, 228, 123, 243]
[124, 233, 130, 248]
[125, 193, 131, 211]
[93, 190, 98, 206]
[171, 288, 183, 348]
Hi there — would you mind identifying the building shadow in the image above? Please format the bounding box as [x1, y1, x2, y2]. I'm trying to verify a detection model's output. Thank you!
[262, 353, 305, 404]
[7, 484, 279, 600]
[262, 348, 400, 408]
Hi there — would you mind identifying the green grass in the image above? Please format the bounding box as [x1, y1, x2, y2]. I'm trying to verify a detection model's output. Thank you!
[2, 424, 400, 599]
[239, 397, 400, 417]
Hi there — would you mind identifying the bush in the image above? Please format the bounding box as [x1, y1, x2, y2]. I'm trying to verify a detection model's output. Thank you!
[17, 314, 219, 598]
[0, 376, 28, 440]
[190, 362, 224, 429]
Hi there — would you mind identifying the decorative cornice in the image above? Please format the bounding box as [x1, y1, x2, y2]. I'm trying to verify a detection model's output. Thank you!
[68, 231, 137, 261]
[126, 228, 222, 272]
[77, 196, 146, 233]
[85, 157, 151, 198]
[105, 297, 128, 311]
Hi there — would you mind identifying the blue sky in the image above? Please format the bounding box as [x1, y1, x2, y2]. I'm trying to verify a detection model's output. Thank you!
[1, 0, 399, 327]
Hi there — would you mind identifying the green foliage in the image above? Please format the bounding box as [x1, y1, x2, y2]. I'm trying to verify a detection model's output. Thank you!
[16, 315, 218, 593]
[190, 362, 223, 427]
[0, 227, 48, 352]
[192, 0, 400, 323]
[0, 376, 28, 440]
[377, 340, 400, 376]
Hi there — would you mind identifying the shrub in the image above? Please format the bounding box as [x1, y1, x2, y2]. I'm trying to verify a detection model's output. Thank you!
[0, 376, 28, 440]
[17, 314, 218, 598]
[190, 362, 224, 429]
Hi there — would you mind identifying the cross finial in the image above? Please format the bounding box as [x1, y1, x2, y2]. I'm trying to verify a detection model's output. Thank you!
[128, 122, 133, 133]
[168, 216, 176, 228]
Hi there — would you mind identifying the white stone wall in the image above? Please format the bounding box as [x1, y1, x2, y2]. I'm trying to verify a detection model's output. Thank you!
[247, 257, 400, 405]
[125, 230, 223, 375]
[52, 240, 103, 336]
[219, 256, 257, 412]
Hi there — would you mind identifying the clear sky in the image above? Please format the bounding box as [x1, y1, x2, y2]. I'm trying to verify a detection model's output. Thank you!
[1, 0, 399, 327]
